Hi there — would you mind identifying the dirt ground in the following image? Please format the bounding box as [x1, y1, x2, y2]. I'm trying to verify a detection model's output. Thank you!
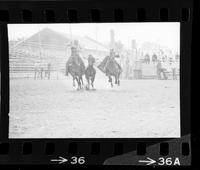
[9, 71, 180, 138]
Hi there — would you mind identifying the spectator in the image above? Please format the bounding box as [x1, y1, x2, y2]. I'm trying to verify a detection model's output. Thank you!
[144, 54, 150, 64]
[157, 60, 167, 80]
[152, 53, 158, 64]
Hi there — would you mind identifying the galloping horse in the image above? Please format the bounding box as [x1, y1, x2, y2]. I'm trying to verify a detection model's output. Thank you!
[66, 47, 85, 89]
[98, 49, 122, 87]
[66, 62, 85, 89]
[105, 59, 122, 87]
[85, 55, 96, 90]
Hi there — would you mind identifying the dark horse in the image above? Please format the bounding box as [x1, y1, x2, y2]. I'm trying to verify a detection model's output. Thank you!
[98, 55, 122, 88]
[106, 60, 122, 87]
[66, 61, 85, 90]
[85, 55, 96, 90]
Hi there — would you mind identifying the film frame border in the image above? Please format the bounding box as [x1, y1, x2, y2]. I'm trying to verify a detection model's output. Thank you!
[0, 0, 192, 166]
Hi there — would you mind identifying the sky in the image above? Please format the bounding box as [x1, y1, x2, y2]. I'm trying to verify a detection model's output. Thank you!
[8, 23, 180, 53]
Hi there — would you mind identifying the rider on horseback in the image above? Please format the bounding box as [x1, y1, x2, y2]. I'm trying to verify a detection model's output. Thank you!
[66, 46, 85, 76]
[105, 49, 122, 76]
[98, 49, 122, 87]
[88, 54, 95, 66]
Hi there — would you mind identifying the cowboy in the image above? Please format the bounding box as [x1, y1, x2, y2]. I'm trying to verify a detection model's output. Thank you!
[105, 49, 122, 76]
[88, 54, 95, 66]
[66, 46, 85, 76]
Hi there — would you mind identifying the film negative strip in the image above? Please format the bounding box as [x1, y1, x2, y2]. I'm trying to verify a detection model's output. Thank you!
[0, 0, 192, 166]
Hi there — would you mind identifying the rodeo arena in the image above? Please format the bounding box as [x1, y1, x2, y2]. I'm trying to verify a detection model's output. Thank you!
[9, 26, 180, 138]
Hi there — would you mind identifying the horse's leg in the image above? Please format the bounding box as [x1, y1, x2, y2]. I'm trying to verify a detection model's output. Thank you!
[118, 75, 120, 86]
[115, 76, 118, 84]
[87, 77, 90, 89]
[78, 77, 82, 89]
[81, 76, 84, 86]
[91, 72, 95, 88]
[85, 74, 89, 89]
[75, 77, 80, 90]
[86, 78, 89, 89]
[76, 76, 81, 89]
[107, 74, 113, 87]
[108, 76, 112, 82]
[110, 76, 113, 88]
[91, 77, 95, 88]
[116, 73, 120, 86]
[77, 79, 80, 90]
[73, 77, 75, 87]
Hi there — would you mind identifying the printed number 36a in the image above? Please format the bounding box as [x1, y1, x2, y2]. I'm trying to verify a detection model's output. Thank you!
[70, 157, 85, 164]
[158, 157, 180, 166]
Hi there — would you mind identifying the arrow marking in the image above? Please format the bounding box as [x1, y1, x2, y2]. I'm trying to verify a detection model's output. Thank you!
[51, 156, 68, 164]
[139, 157, 156, 165]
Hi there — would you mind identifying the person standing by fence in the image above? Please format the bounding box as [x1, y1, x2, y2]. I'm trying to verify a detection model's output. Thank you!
[157, 60, 167, 80]
[152, 53, 158, 64]
[44, 63, 51, 80]
[169, 59, 178, 80]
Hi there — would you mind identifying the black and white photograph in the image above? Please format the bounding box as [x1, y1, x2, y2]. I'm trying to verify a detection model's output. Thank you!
[8, 23, 180, 138]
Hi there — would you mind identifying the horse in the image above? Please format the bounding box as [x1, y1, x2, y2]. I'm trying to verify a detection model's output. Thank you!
[105, 60, 122, 87]
[66, 61, 85, 90]
[85, 55, 96, 90]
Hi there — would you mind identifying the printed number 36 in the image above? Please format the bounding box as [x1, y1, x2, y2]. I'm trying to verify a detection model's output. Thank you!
[70, 157, 85, 164]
